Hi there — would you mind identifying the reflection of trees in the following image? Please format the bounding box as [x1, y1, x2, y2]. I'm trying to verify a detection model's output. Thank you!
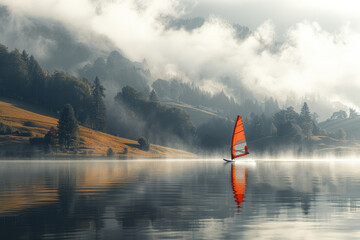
[1, 161, 232, 239]
[1, 166, 108, 239]
[57, 167, 77, 215]
[1, 161, 360, 239]
[247, 162, 359, 218]
[0, 162, 132, 239]
[301, 194, 311, 215]
[114, 164, 236, 233]
[275, 189, 313, 215]
[1, 195, 107, 240]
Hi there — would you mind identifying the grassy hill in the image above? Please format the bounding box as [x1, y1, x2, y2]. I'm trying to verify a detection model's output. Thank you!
[319, 118, 360, 139]
[0, 99, 197, 159]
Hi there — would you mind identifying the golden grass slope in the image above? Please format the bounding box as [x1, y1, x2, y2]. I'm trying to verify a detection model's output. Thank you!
[0, 100, 197, 158]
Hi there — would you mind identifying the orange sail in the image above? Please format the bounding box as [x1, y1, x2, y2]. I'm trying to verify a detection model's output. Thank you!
[231, 115, 249, 160]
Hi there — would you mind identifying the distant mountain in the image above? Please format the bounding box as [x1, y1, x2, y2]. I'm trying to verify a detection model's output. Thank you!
[0, 5, 113, 72]
[165, 17, 250, 39]
[165, 17, 205, 31]
[233, 24, 251, 39]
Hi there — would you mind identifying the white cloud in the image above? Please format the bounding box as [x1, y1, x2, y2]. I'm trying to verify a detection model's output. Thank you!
[0, 0, 95, 28]
[243, 21, 360, 106]
[2, 0, 360, 116]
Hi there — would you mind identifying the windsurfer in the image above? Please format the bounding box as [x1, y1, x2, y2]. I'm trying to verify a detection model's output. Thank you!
[245, 146, 249, 154]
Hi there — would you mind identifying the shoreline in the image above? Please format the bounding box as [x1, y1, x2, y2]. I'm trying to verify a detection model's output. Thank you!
[0, 153, 200, 161]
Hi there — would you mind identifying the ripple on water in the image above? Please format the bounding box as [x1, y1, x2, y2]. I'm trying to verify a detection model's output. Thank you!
[1, 160, 360, 239]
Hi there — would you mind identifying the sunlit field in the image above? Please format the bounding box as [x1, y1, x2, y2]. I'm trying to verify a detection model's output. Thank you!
[0, 100, 196, 158]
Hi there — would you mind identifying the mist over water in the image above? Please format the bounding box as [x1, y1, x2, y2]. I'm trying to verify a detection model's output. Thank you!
[1, 159, 360, 239]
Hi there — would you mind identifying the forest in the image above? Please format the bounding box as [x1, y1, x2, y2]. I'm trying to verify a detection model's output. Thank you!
[0, 42, 355, 156]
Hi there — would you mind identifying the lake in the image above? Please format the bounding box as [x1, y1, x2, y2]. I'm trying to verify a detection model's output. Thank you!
[1, 159, 360, 239]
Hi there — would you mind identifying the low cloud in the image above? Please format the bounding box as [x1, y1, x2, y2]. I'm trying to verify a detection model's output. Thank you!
[1, 0, 360, 118]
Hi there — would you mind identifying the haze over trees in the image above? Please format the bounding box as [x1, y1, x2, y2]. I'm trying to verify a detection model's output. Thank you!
[329, 110, 347, 120]
[195, 117, 233, 152]
[151, 78, 277, 120]
[79, 51, 150, 94]
[90, 77, 106, 131]
[349, 108, 358, 119]
[318, 107, 360, 140]
[1, 41, 357, 156]
[149, 89, 158, 102]
[114, 86, 195, 146]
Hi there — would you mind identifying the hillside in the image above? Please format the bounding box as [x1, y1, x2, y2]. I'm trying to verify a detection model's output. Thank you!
[161, 100, 220, 127]
[319, 118, 360, 139]
[0, 99, 197, 159]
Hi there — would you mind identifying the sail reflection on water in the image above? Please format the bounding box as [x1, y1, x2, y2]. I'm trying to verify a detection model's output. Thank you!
[231, 163, 248, 212]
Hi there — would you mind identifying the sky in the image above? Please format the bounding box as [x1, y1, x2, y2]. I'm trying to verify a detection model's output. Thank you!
[187, 0, 360, 34]
[1, 0, 360, 119]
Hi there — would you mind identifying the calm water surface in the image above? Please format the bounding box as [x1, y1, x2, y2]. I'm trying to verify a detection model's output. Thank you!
[1, 159, 360, 239]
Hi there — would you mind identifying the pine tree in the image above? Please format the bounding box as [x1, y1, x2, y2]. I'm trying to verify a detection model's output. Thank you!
[21, 50, 29, 62]
[57, 104, 80, 150]
[138, 136, 150, 151]
[7, 49, 29, 99]
[44, 126, 57, 146]
[300, 102, 313, 138]
[300, 102, 311, 123]
[28, 55, 46, 104]
[91, 77, 107, 131]
[107, 148, 114, 157]
[43, 126, 57, 153]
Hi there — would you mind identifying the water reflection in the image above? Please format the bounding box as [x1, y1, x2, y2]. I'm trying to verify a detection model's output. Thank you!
[1, 160, 360, 239]
[231, 163, 248, 212]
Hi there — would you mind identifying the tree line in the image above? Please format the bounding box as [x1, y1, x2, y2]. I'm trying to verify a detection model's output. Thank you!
[151, 78, 280, 119]
[1, 42, 354, 156]
[194, 102, 351, 155]
[109, 86, 318, 155]
[0, 43, 106, 132]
